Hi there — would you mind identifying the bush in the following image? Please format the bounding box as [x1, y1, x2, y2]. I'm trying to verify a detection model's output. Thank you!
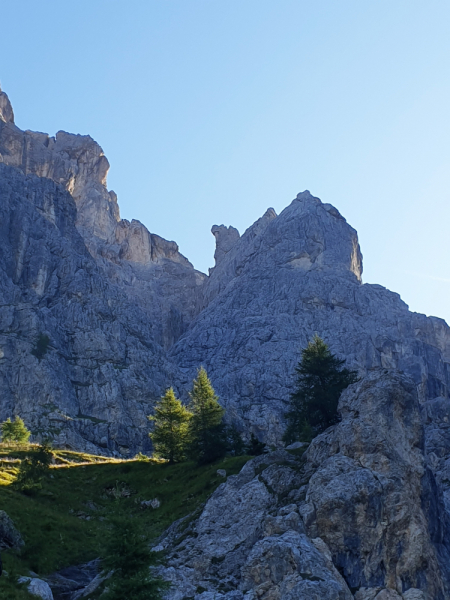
[246, 433, 267, 456]
[225, 425, 246, 456]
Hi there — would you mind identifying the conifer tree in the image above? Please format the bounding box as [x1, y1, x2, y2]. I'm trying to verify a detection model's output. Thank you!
[14, 441, 52, 492]
[246, 432, 267, 456]
[187, 367, 226, 464]
[1, 416, 31, 444]
[283, 335, 357, 444]
[102, 515, 168, 600]
[149, 388, 191, 463]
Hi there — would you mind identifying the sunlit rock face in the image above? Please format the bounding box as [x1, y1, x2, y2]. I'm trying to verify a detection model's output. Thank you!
[0, 88, 205, 350]
[0, 85, 450, 458]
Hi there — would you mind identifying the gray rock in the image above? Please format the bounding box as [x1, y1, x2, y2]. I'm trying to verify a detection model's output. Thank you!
[286, 442, 306, 450]
[19, 577, 54, 600]
[0, 162, 175, 454]
[0, 86, 14, 124]
[159, 449, 350, 599]
[0, 510, 23, 550]
[401, 590, 426, 600]
[171, 191, 450, 446]
[302, 370, 449, 598]
[46, 559, 100, 599]
[372, 592, 402, 600]
[241, 531, 352, 599]
[354, 590, 382, 600]
[216, 468, 227, 477]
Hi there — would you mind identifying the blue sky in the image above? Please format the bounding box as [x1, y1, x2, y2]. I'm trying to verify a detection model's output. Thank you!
[2, 1, 450, 323]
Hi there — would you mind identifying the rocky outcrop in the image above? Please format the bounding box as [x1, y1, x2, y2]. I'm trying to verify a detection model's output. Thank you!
[157, 371, 450, 599]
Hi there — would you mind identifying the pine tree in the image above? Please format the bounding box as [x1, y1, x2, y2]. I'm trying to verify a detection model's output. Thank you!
[187, 367, 226, 465]
[1, 416, 31, 444]
[246, 432, 267, 456]
[149, 388, 191, 463]
[102, 515, 168, 600]
[225, 425, 245, 456]
[283, 335, 357, 444]
[14, 441, 52, 492]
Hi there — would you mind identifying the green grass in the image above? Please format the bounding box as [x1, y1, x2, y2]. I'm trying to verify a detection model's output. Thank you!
[0, 444, 249, 596]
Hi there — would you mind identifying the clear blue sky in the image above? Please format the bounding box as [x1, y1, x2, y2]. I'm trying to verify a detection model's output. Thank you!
[2, 1, 450, 323]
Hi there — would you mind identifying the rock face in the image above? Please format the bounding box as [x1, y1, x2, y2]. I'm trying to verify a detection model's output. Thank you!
[0, 85, 450, 457]
[0, 85, 205, 351]
[0, 163, 176, 454]
[157, 371, 450, 599]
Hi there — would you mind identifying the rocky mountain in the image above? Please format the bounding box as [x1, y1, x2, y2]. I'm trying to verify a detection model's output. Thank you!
[1, 86, 450, 600]
[1, 85, 450, 456]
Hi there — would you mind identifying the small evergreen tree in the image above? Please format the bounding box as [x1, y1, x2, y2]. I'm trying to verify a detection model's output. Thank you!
[225, 425, 245, 456]
[14, 441, 52, 492]
[102, 515, 168, 600]
[187, 367, 226, 465]
[246, 432, 267, 456]
[283, 335, 357, 444]
[149, 388, 191, 463]
[1, 416, 31, 444]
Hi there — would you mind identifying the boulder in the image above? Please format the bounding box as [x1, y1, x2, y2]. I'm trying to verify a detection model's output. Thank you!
[0, 510, 23, 550]
[19, 577, 54, 600]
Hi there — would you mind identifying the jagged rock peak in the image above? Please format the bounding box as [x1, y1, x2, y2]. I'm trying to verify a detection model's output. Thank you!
[0, 86, 14, 124]
[295, 189, 317, 200]
[211, 224, 240, 267]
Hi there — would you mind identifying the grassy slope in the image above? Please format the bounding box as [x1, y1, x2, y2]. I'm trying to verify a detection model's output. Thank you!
[0, 445, 249, 599]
